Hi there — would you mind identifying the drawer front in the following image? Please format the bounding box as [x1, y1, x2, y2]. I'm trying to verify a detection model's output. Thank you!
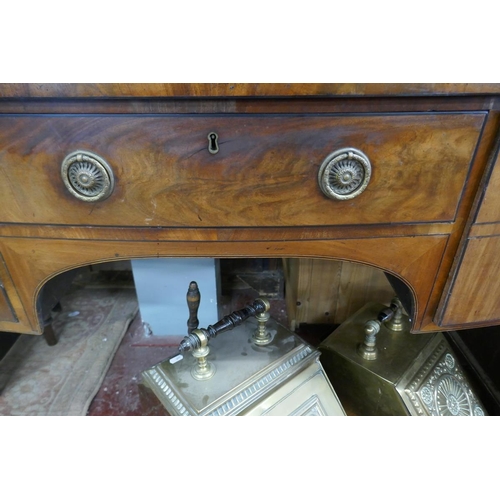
[0, 113, 484, 227]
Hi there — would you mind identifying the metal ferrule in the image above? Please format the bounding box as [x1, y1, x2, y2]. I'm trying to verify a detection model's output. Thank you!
[178, 332, 201, 353]
[377, 307, 395, 323]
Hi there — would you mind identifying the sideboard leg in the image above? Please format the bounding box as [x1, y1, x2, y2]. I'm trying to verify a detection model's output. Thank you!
[43, 322, 57, 346]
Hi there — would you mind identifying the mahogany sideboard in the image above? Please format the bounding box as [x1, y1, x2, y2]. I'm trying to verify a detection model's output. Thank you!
[1, 83, 500, 336]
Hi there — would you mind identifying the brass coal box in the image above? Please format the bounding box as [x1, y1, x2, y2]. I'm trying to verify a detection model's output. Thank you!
[318, 301, 486, 416]
[142, 299, 346, 416]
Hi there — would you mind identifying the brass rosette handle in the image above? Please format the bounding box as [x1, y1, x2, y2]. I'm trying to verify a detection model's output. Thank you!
[318, 147, 372, 201]
[61, 150, 115, 202]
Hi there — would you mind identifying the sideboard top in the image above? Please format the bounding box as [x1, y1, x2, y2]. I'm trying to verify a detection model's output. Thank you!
[1, 83, 499, 98]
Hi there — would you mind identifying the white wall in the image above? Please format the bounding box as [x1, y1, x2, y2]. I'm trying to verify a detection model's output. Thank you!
[131, 258, 220, 336]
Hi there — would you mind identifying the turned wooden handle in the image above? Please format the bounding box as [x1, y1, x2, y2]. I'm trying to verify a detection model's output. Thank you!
[187, 281, 201, 334]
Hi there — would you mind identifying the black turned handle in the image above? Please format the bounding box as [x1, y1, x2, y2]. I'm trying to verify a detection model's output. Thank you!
[205, 299, 267, 339]
[178, 298, 269, 353]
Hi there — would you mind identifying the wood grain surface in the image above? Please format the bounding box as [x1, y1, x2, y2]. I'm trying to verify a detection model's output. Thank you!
[284, 259, 395, 328]
[0, 113, 484, 227]
[0, 253, 31, 331]
[434, 116, 500, 328]
[0, 86, 499, 337]
[0, 233, 448, 335]
[0, 281, 17, 323]
[439, 235, 500, 326]
[475, 147, 500, 224]
[1, 83, 500, 98]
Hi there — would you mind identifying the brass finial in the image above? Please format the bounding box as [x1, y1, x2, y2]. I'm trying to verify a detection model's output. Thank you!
[190, 329, 216, 380]
[252, 298, 272, 345]
[385, 296, 406, 332]
[357, 319, 381, 360]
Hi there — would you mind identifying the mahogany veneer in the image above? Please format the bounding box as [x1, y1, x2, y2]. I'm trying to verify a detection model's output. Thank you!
[0, 83, 499, 336]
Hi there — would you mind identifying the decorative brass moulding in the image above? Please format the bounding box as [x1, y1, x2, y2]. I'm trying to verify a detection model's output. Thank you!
[61, 150, 115, 202]
[318, 147, 371, 200]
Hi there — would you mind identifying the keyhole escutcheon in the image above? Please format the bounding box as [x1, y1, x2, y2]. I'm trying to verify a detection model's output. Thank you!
[208, 132, 219, 154]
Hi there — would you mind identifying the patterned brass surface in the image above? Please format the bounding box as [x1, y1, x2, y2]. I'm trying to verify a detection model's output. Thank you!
[398, 336, 486, 416]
